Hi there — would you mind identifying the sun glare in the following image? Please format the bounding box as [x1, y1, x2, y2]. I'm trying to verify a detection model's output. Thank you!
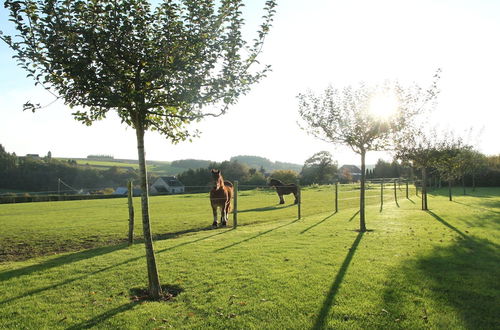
[369, 93, 398, 119]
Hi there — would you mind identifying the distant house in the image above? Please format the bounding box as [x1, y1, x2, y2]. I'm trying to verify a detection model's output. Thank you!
[338, 165, 362, 182]
[25, 154, 40, 159]
[113, 187, 142, 196]
[150, 176, 185, 195]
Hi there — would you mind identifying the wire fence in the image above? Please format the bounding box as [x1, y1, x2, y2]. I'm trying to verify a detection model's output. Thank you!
[0, 179, 421, 260]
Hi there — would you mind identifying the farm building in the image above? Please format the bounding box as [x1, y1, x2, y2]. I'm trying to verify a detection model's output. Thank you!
[338, 165, 362, 182]
[150, 176, 185, 195]
[112, 187, 142, 197]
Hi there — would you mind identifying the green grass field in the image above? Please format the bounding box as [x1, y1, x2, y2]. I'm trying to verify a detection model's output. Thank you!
[0, 186, 499, 329]
[57, 158, 184, 176]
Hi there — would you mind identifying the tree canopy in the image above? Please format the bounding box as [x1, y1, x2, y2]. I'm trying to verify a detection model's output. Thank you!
[1, 0, 276, 139]
[297, 74, 440, 231]
[300, 151, 338, 185]
[1, 0, 277, 299]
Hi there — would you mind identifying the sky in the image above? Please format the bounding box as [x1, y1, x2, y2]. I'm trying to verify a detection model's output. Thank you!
[1, 0, 499, 167]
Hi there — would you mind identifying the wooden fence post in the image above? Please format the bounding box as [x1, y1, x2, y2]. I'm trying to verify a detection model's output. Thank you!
[380, 178, 384, 211]
[335, 182, 338, 213]
[394, 180, 399, 207]
[406, 180, 409, 199]
[233, 180, 238, 228]
[297, 182, 301, 220]
[127, 180, 134, 245]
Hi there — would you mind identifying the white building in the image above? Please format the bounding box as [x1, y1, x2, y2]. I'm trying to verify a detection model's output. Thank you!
[150, 176, 185, 195]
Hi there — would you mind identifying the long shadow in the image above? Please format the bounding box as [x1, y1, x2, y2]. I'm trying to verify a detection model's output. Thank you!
[347, 210, 359, 222]
[215, 219, 300, 251]
[157, 229, 231, 254]
[152, 225, 223, 241]
[313, 232, 364, 329]
[0, 243, 127, 282]
[382, 237, 500, 329]
[66, 302, 136, 329]
[1, 224, 228, 283]
[453, 200, 500, 215]
[238, 204, 295, 213]
[406, 197, 415, 204]
[0, 230, 230, 306]
[301, 213, 336, 234]
[426, 210, 468, 239]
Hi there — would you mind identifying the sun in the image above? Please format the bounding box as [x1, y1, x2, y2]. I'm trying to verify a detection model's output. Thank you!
[369, 93, 399, 119]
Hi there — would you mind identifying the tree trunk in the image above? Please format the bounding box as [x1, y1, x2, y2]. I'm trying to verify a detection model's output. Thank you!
[359, 151, 367, 232]
[136, 126, 162, 299]
[421, 167, 428, 210]
[448, 180, 452, 201]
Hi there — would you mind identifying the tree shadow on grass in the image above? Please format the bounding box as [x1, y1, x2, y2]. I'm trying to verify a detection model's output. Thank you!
[238, 204, 295, 213]
[66, 301, 137, 330]
[66, 285, 183, 329]
[381, 236, 500, 329]
[1, 225, 231, 283]
[0, 230, 229, 306]
[453, 200, 500, 215]
[215, 218, 301, 251]
[0, 243, 127, 282]
[152, 225, 226, 241]
[313, 232, 364, 329]
[429, 187, 499, 199]
[426, 210, 468, 239]
[347, 210, 360, 222]
[300, 213, 336, 234]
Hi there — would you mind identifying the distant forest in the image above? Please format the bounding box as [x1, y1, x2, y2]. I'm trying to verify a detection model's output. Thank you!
[2, 144, 499, 194]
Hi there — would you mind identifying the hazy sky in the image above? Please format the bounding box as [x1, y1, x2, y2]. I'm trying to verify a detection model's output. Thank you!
[1, 0, 499, 166]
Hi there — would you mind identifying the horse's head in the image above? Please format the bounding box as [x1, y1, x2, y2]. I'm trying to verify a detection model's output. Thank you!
[269, 178, 282, 187]
[211, 169, 220, 180]
[211, 169, 224, 188]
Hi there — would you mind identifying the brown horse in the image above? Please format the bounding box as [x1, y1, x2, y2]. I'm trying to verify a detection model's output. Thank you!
[210, 169, 233, 227]
[269, 178, 298, 204]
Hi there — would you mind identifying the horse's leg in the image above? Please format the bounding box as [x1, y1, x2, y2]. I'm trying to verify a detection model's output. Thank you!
[279, 193, 285, 204]
[221, 201, 230, 227]
[293, 191, 298, 204]
[211, 203, 218, 227]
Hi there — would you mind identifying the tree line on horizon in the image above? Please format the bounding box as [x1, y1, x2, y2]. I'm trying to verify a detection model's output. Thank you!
[2, 143, 499, 194]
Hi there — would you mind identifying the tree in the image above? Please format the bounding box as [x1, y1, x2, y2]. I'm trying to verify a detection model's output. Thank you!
[270, 169, 299, 184]
[298, 75, 440, 231]
[2, 0, 276, 299]
[395, 129, 438, 210]
[300, 151, 338, 185]
[468, 151, 488, 191]
[433, 136, 472, 201]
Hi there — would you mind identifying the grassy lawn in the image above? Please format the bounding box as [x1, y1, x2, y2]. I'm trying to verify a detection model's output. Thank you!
[57, 158, 185, 176]
[0, 184, 390, 261]
[0, 187, 498, 329]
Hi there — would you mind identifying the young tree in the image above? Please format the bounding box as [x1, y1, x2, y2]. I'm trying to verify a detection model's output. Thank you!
[468, 151, 488, 191]
[433, 137, 472, 201]
[2, 0, 276, 299]
[395, 131, 438, 210]
[298, 75, 439, 231]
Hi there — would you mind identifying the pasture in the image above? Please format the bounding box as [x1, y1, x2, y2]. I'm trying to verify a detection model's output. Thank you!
[0, 186, 499, 329]
[57, 158, 183, 176]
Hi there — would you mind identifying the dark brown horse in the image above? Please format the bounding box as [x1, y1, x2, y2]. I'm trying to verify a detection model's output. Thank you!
[269, 178, 298, 204]
[210, 169, 233, 227]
